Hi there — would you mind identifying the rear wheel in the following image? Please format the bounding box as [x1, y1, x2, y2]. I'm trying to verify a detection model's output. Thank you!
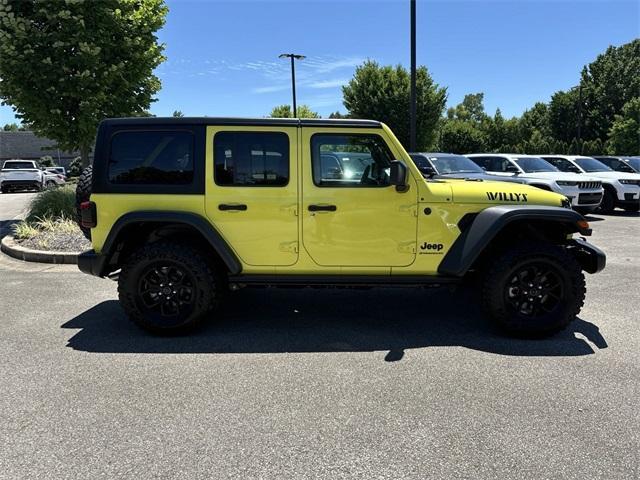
[75, 165, 93, 239]
[482, 242, 585, 338]
[118, 242, 225, 334]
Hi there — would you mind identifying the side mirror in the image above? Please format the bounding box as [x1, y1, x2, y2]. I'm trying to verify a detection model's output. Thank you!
[390, 160, 409, 192]
[418, 164, 436, 177]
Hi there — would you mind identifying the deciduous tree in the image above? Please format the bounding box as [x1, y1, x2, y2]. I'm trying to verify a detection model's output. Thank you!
[606, 97, 640, 155]
[269, 104, 320, 119]
[342, 61, 447, 151]
[0, 0, 168, 167]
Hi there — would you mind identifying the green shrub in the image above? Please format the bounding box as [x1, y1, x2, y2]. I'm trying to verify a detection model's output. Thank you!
[12, 221, 39, 239]
[26, 185, 76, 222]
[67, 156, 83, 177]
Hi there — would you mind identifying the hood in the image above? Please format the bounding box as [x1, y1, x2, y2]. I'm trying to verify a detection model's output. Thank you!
[434, 172, 496, 181]
[434, 178, 565, 207]
[578, 171, 640, 181]
[518, 171, 597, 182]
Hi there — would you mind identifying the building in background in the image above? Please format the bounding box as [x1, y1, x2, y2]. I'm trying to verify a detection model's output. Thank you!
[0, 131, 90, 168]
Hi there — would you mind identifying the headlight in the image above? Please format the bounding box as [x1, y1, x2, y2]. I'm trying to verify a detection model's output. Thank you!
[556, 181, 578, 186]
[561, 197, 572, 208]
[619, 179, 640, 185]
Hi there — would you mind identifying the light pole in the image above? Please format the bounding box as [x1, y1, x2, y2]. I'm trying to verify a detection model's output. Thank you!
[279, 53, 306, 117]
[409, 0, 417, 152]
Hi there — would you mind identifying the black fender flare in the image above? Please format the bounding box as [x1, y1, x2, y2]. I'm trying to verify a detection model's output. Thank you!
[101, 211, 242, 275]
[438, 205, 586, 277]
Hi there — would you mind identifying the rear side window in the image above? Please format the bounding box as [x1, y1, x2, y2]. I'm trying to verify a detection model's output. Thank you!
[214, 132, 289, 186]
[470, 156, 508, 172]
[3, 161, 36, 169]
[108, 131, 194, 184]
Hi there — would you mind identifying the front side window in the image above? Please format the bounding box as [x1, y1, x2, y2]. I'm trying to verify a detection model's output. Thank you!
[544, 157, 582, 173]
[311, 134, 393, 187]
[108, 131, 194, 184]
[470, 156, 516, 173]
[214, 132, 289, 186]
[515, 157, 558, 173]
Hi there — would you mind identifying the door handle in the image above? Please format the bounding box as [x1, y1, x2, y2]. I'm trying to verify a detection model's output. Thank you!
[308, 204, 337, 212]
[218, 204, 247, 211]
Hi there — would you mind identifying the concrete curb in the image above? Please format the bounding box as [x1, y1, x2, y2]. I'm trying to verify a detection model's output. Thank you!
[1, 235, 79, 264]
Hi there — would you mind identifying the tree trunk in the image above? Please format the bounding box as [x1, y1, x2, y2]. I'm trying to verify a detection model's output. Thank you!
[80, 145, 90, 168]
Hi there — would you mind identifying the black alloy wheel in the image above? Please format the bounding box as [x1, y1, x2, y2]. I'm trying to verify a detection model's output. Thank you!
[504, 261, 563, 318]
[137, 263, 197, 321]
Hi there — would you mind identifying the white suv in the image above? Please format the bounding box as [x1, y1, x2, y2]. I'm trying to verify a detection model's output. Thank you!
[541, 155, 640, 213]
[467, 154, 604, 213]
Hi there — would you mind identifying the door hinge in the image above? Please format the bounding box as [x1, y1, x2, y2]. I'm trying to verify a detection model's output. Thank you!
[279, 241, 299, 253]
[397, 241, 416, 254]
[400, 204, 418, 216]
[281, 204, 298, 216]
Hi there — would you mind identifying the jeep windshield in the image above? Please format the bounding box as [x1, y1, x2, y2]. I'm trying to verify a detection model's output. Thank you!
[514, 157, 558, 173]
[574, 158, 613, 172]
[625, 157, 640, 172]
[430, 155, 484, 175]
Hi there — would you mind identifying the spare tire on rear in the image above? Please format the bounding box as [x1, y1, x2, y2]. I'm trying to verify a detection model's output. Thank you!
[75, 165, 93, 240]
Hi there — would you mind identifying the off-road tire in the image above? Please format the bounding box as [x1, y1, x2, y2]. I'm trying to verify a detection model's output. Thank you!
[118, 242, 225, 335]
[598, 189, 615, 214]
[46, 180, 56, 189]
[482, 241, 585, 338]
[75, 165, 93, 239]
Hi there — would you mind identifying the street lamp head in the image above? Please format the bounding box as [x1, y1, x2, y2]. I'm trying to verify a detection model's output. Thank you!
[279, 53, 306, 60]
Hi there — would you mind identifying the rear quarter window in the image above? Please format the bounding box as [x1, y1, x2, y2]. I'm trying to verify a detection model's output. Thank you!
[108, 131, 194, 185]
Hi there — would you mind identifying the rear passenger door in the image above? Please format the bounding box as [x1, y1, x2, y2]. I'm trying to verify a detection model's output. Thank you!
[205, 126, 299, 267]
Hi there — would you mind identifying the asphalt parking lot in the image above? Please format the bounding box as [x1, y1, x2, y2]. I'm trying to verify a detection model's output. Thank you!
[0, 192, 639, 479]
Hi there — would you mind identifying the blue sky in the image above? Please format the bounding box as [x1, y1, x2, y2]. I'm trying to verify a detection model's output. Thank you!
[1, 0, 638, 125]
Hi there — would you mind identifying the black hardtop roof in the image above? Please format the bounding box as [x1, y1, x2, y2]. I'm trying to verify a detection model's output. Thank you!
[100, 117, 382, 128]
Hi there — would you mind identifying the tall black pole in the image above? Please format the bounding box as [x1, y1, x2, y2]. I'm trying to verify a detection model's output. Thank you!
[410, 0, 417, 152]
[290, 56, 297, 118]
[280, 53, 305, 117]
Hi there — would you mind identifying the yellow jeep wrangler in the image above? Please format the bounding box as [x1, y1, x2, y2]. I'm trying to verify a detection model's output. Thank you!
[76, 117, 605, 337]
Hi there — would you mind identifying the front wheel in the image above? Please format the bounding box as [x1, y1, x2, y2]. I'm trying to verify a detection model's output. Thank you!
[598, 190, 615, 214]
[482, 242, 585, 338]
[118, 243, 225, 334]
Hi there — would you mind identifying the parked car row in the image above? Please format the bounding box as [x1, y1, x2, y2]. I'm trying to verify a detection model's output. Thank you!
[0, 160, 66, 193]
[410, 153, 640, 214]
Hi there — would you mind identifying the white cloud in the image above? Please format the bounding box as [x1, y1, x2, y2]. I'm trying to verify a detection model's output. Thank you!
[308, 79, 348, 89]
[252, 84, 290, 94]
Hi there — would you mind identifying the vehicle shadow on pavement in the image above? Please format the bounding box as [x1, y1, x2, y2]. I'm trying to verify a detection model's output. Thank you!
[62, 287, 608, 360]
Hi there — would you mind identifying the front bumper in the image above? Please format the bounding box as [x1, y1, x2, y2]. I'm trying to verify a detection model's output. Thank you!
[78, 249, 108, 277]
[615, 185, 640, 202]
[567, 238, 606, 274]
[557, 186, 603, 207]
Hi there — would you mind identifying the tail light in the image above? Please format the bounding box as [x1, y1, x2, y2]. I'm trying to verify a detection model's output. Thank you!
[80, 201, 97, 228]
